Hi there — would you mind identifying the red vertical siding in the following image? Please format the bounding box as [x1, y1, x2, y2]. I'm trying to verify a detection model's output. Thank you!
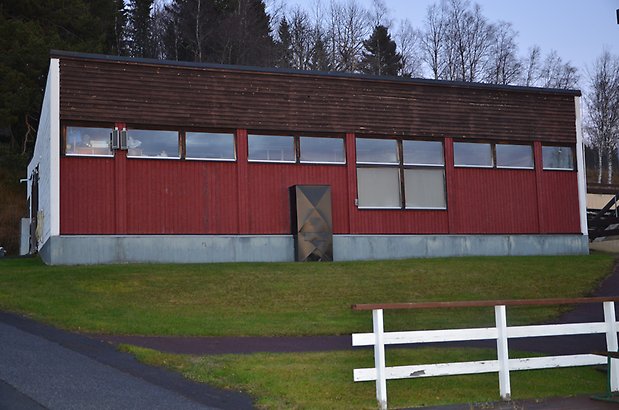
[124, 159, 238, 234]
[60, 139, 580, 236]
[236, 130, 250, 234]
[244, 163, 349, 234]
[125, 159, 205, 234]
[349, 209, 450, 234]
[444, 137, 456, 232]
[538, 171, 580, 233]
[114, 150, 128, 233]
[345, 132, 356, 233]
[60, 157, 116, 234]
[449, 168, 539, 234]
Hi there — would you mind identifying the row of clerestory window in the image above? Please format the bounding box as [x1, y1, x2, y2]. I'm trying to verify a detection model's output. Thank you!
[63, 125, 575, 210]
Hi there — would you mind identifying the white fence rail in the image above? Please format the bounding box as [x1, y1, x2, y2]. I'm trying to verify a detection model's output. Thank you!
[352, 297, 619, 410]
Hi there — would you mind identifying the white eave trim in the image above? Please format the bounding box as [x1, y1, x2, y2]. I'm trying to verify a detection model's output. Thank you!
[575, 96, 588, 236]
[50, 58, 60, 237]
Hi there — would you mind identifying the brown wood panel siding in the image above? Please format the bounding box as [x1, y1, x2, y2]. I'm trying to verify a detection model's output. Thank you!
[59, 57, 577, 144]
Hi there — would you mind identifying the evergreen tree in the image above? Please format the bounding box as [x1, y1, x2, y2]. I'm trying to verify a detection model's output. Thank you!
[276, 17, 293, 68]
[128, 0, 155, 58]
[111, 0, 130, 55]
[214, 0, 275, 66]
[0, 0, 115, 154]
[309, 36, 330, 71]
[361, 25, 403, 76]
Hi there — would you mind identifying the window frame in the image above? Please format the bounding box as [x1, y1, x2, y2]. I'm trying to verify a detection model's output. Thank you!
[247, 133, 296, 163]
[453, 141, 495, 168]
[184, 130, 237, 162]
[495, 143, 535, 170]
[247, 132, 346, 165]
[125, 127, 181, 160]
[453, 140, 538, 171]
[298, 135, 346, 165]
[541, 144, 576, 171]
[355, 137, 447, 210]
[63, 124, 115, 158]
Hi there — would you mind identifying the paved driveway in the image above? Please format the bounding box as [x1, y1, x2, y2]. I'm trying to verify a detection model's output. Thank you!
[0, 312, 253, 410]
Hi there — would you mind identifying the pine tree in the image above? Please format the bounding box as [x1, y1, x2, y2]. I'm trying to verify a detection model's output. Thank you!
[276, 17, 293, 68]
[128, 0, 155, 58]
[361, 25, 402, 76]
[309, 37, 330, 71]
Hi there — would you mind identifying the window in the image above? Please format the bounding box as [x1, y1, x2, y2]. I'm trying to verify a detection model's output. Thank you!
[248, 134, 295, 162]
[356, 138, 446, 209]
[186, 132, 235, 161]
[543, 146, 574, 170]
[454, 142, 493, 167]
[403, 140, 444, 166]
[496, 144, 534, 169]
[65, 126, 113, 156]
[405, 169, 446, 208]
[402, 140, 446, 209]
[300, 136, 345, 163]
[356, 138, 398, 164]
[127, 129, 179, 159]
[357, 168, 401, 208]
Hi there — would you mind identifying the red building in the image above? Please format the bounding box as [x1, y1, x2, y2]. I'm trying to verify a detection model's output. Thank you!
[27, 51, 588, 264]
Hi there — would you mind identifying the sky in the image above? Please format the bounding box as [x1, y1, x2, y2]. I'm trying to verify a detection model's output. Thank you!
[287, 0, 619, 85]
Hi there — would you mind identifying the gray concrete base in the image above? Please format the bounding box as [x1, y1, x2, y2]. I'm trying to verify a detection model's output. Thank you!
[40, 235, 294, 265]
[333, 234, 589, 261]
[39, 234, 589, 265]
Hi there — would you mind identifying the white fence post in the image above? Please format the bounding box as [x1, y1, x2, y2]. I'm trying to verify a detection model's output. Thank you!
[495, 305, 511, 400]
[603, 301, 619, 391]
[373, 309, 388, 410]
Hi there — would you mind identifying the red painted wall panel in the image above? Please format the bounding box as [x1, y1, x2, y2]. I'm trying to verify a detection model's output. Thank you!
[349, 209, 450, 234]
[245, 163, 350, 234]
[538, 171, 580, 233]
[124, 159, 238, 234]
[449, 168, 539, 234]
[60, 157, 116, 234]
[60, 141, 581, 236]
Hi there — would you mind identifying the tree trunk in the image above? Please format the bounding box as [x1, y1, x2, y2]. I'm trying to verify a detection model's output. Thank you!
[597, 148, 603, 184]
[607, 149, 614, 185]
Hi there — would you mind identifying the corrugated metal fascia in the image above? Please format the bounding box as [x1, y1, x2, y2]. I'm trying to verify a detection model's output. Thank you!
[49, 49, 582, 97]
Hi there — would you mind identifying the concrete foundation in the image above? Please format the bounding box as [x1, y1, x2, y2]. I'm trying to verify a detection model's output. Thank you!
[39, 234, 589, 265]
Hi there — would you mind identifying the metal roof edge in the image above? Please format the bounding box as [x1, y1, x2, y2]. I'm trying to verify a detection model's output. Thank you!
[49, 49, 582, 97]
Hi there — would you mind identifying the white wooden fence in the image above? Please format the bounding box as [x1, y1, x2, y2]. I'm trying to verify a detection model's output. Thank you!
[352, 297, 619, 410]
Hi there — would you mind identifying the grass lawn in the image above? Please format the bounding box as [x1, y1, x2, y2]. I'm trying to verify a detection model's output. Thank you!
[0, 254, 614, 336]
[0, 254, 615, 409]
[123, 345, 608, 409]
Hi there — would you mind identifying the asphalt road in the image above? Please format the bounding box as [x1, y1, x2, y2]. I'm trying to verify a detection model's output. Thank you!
[0, 312, 253, 410]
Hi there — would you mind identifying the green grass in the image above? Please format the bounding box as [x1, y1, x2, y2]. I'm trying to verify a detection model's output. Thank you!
[0, 254, 614, 336]
[123, 345, 608, 409]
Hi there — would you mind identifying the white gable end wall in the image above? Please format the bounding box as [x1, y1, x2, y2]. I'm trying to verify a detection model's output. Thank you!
[27, 58, 60, 250]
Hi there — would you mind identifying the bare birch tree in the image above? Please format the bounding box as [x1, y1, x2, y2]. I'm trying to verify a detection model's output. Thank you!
[484, 21, 521, 85]
[584, 51, 619, 184]
[539, 50, 579, 89]
[420, 3, 447, 79]
[325, 0, 370, 72]
[521, 45, 542, 86]
[288, 7, 314, 70]
[397, 19, 423, 77]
